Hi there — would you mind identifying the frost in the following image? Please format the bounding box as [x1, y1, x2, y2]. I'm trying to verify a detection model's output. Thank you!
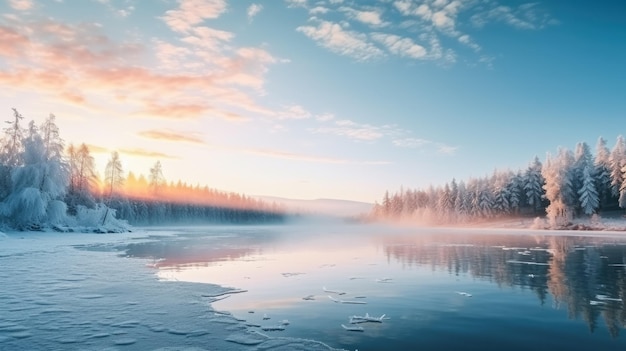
[226, 332, 266, 345]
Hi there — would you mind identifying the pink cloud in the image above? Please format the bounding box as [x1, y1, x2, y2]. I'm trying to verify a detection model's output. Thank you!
[162, 0, 227, 33]
[0, 14, 280, 122]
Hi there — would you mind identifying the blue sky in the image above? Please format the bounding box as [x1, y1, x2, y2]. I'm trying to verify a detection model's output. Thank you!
[0, 0, 624, 203]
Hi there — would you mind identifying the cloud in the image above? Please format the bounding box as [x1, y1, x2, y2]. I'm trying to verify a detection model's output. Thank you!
[285, 0, 545, 66]
[0, 7, 282, 122]
[161, 0, 227, 33]
[285, 0, 307, 8]
[309, 6, 329, 15]
[315, 113, 334, 122]
[8, 0, 34, 10]
[311, 119, 400, 141]
[371, 33, 426, 59]
[393, 138, 431, 148]
[297, 20, 383, 61]
[136, 102, 212, 119]
[84, 144, 110, 154]
[120, 148, 180, 159]
[393, 137, 458, 155]
[341, 7, 387, 27]
[247, 3, 263, 21]
[279, 104, 311, 120]
[138, 129, 206, 144]
[458, 34, 480, 52]
[437, 144, 458, 155]
[471, 3, 556, 30]
[241, 147, 390, 165]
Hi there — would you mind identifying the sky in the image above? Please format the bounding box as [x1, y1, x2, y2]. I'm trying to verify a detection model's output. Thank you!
[0, 0, 624, 203]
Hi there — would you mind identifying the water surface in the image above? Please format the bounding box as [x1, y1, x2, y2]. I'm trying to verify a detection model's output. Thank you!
[124, 225, 626, 350]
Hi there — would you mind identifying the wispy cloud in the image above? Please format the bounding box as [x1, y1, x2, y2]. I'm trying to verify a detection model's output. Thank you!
[241, 147, 390, 165]
[297, 20, 384, 61]
[138, 129, 206, 144]
[8, 0, 34, 11]
[393, 138, 431, 148]
[311, 119, 402, 141]
[286, 0, 307, 8]
[340, 7, 387, 27]
[471, 3, 557, 30]
[84, 143, 110, 154]
[315, 113, 334, 122]
[247, 3, 263, 22]
[0, 2, 283, 123]
[279, 104, 311, 120]
[290, 0, 554, 65]
[371, 33, 426, 59]
[393, 137, 458, 155]
[437, 144, 458, 155]
[161, 0, 227, 33]
[120, 148, 180, 159]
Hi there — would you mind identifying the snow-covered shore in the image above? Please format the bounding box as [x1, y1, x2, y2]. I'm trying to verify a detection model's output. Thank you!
[0, 229, 344, 351]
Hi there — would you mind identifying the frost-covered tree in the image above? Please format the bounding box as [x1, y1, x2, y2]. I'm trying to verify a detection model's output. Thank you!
[543, 149, 576, 227]
[507, 171, 523, 214]
[0, 108, 26, 200]
[2, 119, 69, 228]
[578, 165, 599, 215]
[524, 157, 544, 213]
[609, 136, 626, 197]
[492, 171, 511, 215]
[1, 108, 25, 168]
[104, 151, 124, 198]
[594, 137, 612, 207]
[454, 180, 469, 218]
[149, 160, 165, 195]
[66, 143, 97, 214]
[573, 142, 593, 213]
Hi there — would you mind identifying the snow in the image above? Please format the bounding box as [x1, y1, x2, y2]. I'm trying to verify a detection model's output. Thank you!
[0, 229, 346, 351]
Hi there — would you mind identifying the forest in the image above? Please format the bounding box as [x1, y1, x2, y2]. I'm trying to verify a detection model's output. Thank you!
[371, 136, 626, 229]
[0, 109, 284, 231]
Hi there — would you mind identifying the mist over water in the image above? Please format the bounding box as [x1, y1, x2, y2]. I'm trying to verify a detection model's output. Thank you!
[123, 224, 626, 350]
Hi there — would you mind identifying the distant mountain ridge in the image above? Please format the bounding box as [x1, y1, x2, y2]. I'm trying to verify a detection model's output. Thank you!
[254, 196, 373, 217]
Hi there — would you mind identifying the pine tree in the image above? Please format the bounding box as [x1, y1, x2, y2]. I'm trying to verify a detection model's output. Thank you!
[578, 165, 599, 215]
[524, 156, 544, 213]
[609, 136, 626, 198]
[594, 137, 612, 208]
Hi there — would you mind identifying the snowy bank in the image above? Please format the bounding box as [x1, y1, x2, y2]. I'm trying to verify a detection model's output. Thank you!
[0, 230, 345, 351]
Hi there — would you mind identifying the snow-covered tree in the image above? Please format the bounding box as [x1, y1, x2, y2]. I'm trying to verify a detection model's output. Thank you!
[609, 136, 626, 197]
[524, 157, 544, 213]
[1, 108, 25, 168]
[66, 143, 97, 214]
[507, 171, 523, 214]
[543, 149, 576, 228]
[572, 142, 593, 213]
[578, 165, 599, 215]
[492, 171, 511, 215]
[104, 151, 124, 198]
[2, 119, 69, 228]
[594, 137, 612, 207]
[149, 160, 165, 195]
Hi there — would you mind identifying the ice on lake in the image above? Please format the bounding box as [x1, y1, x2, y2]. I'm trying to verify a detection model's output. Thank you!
[6, 224, 626, 350]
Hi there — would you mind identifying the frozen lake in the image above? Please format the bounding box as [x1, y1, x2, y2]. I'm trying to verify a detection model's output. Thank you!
[4, 224, 626, 350]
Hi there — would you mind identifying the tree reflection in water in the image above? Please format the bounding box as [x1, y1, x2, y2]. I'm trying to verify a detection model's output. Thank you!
[380, 233, 626, 337]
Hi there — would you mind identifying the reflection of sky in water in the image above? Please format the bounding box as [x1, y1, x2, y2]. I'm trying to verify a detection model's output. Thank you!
[125, 226, 626, 350]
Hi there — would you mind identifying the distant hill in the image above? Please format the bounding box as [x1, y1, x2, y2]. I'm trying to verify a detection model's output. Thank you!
[254, 196, 373, 218]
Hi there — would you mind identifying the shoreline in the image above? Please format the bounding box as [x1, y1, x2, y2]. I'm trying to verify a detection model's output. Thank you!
[0, 228, 345, 351]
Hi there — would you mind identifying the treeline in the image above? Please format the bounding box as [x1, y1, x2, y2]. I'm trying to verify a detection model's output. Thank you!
[0, 109, 284, 231]
[371, 136, 626, 228]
